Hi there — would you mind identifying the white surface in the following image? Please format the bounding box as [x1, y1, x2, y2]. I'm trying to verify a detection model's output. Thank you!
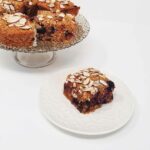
[0, 0, 150, 149]
[40, 69, 135, 135]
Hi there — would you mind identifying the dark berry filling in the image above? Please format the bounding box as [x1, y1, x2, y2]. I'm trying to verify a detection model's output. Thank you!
[64, 31, 73, 40]
[71, 91, 113, 113]
[49, 26, 56, 34]
[107, 81, 115, 92]
[24, 5, 38, 17]
[37, 26, 46, 34]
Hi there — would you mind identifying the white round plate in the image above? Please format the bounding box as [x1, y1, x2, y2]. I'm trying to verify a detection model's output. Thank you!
[39, 68, 135, 136]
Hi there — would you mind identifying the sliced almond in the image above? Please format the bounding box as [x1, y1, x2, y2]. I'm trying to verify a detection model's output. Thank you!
[88, 80, 94, 87]
[99, 80, 107, 86]
[67, 78, 74, 82]
[15, 18, 26, 27]
[62, 0, 68, 5]
[73, 82, 76, 87]
[72, 89, 77, 98]
[3, 4, 10, 11]
[20, 25, 32, 30]
[38, 0, 45, 2]
[46, 0, 50, 3]
[99, 74, 105, 79]
[60, 4, 65, 8]
[56, 9, 60, 13]
[47, 15, 53, 19]
[66, 13, 74, 19]
[80, 76, 86, 79]
[83, 87, 94, 92]
[7, 15, 21, 23]
[19, 18, 26, 25]
[83, 78, 90, 85]
[8, 24, 14, 27]
[83, 71, 90, 77]
[74, 73, 79, 76]
[75, 79, 82, 83]
[58, 13, 65, 18]
[89, 68, 99, 73]
[93, 80, 100, 86]
[14, 13, 23, 16]
[29, 1, 33, 5]
[79, 86, 83, 89]
[38, 16, 44, 21]
[48, 3, 54, 7]
[71, 20, 75, 24]
[9, 5, 15, 11]
[69, 75, 75, 79]
[91, 87, 98, 95]
[91, 73, 99, 76]
[72, 93, 77, 98]
[78, 90, 82, 94]
[51, 0, 56, 3]
[14, 22, 23, 27]
[37, 14, 44, 18]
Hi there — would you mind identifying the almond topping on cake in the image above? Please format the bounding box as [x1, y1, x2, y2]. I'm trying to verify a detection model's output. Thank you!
[66, 68, 110, 96]
[83, 78, 90, 85]
[2, 13, 32, 30]
[58, 13, 65, 17]
[38, 0, 45, 2]
[64, 68, 115, 113]
[6, 15, 21, 23]
[47, 15, 53, 19]
[60, 4, 65, 8]
[48, 3, 55, 7]
[51, 0, 56, 3]
[20, 25, 32, 29]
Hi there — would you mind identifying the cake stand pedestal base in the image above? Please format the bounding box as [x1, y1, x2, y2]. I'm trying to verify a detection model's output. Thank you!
[15, 51, 55, 68]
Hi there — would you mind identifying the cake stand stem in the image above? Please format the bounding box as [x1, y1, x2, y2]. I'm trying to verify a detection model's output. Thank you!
[15, 51, 55, 68]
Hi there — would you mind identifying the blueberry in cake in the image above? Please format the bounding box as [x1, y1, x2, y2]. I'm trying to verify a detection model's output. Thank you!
[64, 68, 115, 114]
[0, 0, 80, 48]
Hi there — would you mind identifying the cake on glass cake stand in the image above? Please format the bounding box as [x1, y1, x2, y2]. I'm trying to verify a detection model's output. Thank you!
[0, 15, 90, 68]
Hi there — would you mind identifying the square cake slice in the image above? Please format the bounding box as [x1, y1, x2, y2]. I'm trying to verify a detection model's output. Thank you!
[64, 68, 115, 114]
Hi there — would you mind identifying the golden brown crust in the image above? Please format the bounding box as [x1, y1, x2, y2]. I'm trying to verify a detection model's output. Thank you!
[64, 68, 115, 113]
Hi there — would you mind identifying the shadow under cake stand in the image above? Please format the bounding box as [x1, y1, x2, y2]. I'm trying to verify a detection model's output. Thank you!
[0, 15, 90, 68]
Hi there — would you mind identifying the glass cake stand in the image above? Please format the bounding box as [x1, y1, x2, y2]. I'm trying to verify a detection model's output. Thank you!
[0, 15, 90, 68]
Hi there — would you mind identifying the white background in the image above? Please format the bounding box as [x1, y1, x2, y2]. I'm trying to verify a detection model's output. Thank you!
[0, 0, 150, 149]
